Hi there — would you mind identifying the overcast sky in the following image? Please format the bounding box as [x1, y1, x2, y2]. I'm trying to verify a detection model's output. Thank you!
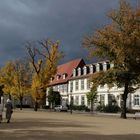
[0, 0, 138, 66]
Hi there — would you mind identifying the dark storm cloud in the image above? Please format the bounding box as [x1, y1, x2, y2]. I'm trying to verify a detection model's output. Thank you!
[0, 0, 138, 66]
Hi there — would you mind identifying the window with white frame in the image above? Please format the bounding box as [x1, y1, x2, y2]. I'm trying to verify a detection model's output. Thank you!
[96, 63, 100, 72]
[78, 67, 81, 76]
[75, 80, 79, 91]
[56, 75, 60, 80]
[61, 85, 64, 92]
[100, 94, 105, 105]
[75, 96, 79, 105]
[81, 79, 84, 90]
[63, 73, 67, 79]
[81, 95, 85, 105]
[70, 81, 73, 92]
[73, 69, 76, 77]
[83, 66, 87, 75]
[53, 86, 58, 91]
[59, 85, 62, 92]
[100, 84, 104, 89]
[134, 95, 140, 106]
[108, 94, 113, 105]
[90, 65, 93, 74]
[57, 86, 60, 91]
[64, 84, 67, 92]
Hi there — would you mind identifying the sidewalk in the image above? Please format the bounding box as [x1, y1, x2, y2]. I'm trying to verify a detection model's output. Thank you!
[13, 108, 138, 120]
[19, 108, 137, 119]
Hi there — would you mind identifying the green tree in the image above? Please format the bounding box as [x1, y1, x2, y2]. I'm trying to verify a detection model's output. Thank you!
[83, 0, 140, 119]
[87, 88, 97, 113]
[48, 87, 61, 109]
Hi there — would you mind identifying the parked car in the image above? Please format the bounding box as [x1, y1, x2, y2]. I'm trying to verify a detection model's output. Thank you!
[54, 105, 68, 112]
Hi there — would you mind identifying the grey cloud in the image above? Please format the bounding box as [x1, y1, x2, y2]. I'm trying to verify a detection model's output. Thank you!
[0, 0, 137, 66]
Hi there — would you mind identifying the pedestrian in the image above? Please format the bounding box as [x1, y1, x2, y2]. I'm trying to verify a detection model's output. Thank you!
[5, 99, 13, 123]
[0, 96, 4, 123]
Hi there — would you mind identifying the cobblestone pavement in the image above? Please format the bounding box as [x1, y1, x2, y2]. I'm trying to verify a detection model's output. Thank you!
[0, 110, 140, 140]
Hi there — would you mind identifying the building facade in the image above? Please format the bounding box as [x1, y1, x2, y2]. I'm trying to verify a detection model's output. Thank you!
[46, 58, 85, 106]
[46, 58, 140, 110]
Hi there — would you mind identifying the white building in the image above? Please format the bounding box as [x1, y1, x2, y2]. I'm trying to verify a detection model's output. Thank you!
[46, 59, 140, 110]
[46, 58, 85, 106]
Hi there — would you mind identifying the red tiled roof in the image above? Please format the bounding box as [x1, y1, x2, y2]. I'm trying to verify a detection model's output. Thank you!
[49, 58, 85, 86]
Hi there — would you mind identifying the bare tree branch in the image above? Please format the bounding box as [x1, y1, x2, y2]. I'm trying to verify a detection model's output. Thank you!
[26, 43, 41, 75]
[38, 40, 51, 60]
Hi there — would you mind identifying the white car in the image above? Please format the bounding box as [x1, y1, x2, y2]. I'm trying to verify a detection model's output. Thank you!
[54, 105, 68, 112]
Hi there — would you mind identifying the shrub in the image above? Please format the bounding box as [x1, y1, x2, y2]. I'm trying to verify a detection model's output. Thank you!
[16, 105, 31, 108]
[96, 104, 120, 113]
[72, 105, 89, 111]
[96, 105, 104, 112]
[103, 104, 120, 113]
[42, 105, 50, 109]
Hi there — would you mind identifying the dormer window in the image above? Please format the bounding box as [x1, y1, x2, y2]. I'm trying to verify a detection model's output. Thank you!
[103, 62, 107, 71]
[62, 73, 67, 79]
[103, 62, 110, 71]
[96, 63, 100, 72]
[56, 74, 61, 80]
[73, 68, 76, 77]
[110, 63, 114, 68]
[83, 66, 87, 75]
[90, 65, 93, 74]
[78, 67, 81, 76]
[50, 77, 54, 82]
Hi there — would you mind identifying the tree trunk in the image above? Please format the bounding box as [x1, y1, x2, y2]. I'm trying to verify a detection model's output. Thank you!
[90, 100, 94, 113]
[120, 82, 129, 119]
[8, 93, 11, 100]
[34, 101, 38, 111]
[19, 97, 23, 110]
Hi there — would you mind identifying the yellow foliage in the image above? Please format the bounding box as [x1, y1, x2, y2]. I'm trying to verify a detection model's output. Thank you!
[0, 62, 15, 96]
[0, 60, 31, 100]
[29, 40, 63, 103]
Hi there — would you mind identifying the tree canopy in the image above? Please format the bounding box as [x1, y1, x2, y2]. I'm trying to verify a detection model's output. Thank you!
[26, 39, 63, 111]
[86, 88, 97, 112]
[0, 62, 15, 99]
[11, 59, 32, 110]
[48, 87, 61, 108]
[0, 59, 31, 109]
[83, 0, 140, 118]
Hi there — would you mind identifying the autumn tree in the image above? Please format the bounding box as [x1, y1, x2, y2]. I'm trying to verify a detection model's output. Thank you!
[86, 87, 97, 113]
[26, 39, 63, 111]
[83, 0, 140, 119]
[11, 59, 32, 110]
[0, 60, 32, 109]
[0, 84, 4, 101]
[0, 62, 15, 99]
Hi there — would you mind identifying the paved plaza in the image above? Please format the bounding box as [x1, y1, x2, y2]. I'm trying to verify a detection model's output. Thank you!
[0, 110, 140, 140]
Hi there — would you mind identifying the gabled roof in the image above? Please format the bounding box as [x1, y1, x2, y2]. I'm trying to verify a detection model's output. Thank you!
[49, 58, 85, 86]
